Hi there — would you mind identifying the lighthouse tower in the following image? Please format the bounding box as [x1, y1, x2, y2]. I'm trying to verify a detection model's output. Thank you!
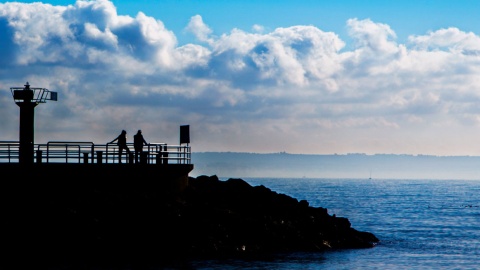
[10, 82, 57, 164]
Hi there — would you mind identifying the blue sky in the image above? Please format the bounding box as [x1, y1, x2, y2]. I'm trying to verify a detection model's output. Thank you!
[1, 0, 480, 156]
[114, 0, 480, 46]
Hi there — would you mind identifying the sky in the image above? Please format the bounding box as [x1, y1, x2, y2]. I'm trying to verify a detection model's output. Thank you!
[1, 0, 480, 156]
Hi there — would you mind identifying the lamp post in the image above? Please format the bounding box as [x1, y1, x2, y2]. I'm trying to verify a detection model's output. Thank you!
[11, 82, 57, 164]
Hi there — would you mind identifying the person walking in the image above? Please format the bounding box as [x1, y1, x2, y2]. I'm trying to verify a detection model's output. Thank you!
[110, 130, 131, 163]
[133, 130, 148, 163]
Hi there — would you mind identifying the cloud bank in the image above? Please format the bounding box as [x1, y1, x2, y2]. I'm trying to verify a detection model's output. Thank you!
[1, 0, 480, 155]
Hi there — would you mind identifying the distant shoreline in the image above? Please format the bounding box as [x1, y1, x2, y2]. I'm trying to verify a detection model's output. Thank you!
[191, 152, 480, 180]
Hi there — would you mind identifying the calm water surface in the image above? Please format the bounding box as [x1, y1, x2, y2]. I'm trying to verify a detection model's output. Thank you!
[187, 178, 480, 269]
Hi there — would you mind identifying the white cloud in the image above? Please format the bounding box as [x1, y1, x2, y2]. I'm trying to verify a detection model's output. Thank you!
[252, 24, 264, 33]
[347, 18, 398, 53]
[83, 22, 118, 48]
[408, 27, 480, 54]
[2, 1, 480, 156]
[185, 15, 214, 44]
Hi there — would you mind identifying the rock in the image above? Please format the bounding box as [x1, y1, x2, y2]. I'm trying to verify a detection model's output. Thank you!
[179, 175, 379, 257]
[1, 173, 379, 268]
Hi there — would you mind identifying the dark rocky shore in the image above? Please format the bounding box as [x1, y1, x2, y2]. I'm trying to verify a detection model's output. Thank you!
[183, 175, 379, 252]
[2, 172, 379, 268]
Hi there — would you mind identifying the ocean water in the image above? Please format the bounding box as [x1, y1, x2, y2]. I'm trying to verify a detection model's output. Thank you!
[188, 178, 480, 269]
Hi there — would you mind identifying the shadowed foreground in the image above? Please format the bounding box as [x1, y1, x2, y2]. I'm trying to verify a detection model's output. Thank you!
[2, 172, 378, 268]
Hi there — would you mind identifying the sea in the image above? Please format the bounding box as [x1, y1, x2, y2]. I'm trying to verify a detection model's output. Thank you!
[186, 178, 480, 270]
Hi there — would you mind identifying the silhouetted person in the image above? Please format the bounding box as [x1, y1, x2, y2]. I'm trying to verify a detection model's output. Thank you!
[133, 129, 147, 163]
[110, 130, 130, 163]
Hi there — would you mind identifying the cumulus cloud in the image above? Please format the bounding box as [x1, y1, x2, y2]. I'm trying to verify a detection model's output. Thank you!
[252, 24, 264, 33]
[1, 1, 480, 156]
[347, 18, 398, 53]
[408, 27, 480, 54]
[185, 15, 214, 44]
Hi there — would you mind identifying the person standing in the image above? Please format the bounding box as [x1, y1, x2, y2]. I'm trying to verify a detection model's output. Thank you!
[134, 130, 148, 163]
[110, 130, 131, 163]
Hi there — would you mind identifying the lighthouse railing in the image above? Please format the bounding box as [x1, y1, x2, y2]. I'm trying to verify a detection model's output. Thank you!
[0, 141, 20, 163]
[0, 140, 191, 164]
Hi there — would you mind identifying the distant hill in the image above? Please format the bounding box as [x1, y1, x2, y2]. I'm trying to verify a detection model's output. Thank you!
[191, 152, 480, 180]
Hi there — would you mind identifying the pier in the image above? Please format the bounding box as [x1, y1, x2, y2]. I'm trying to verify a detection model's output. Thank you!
[2, 82, 194, 193]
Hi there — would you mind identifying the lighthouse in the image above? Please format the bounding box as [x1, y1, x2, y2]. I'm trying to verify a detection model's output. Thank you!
[11, 82, 57, 164]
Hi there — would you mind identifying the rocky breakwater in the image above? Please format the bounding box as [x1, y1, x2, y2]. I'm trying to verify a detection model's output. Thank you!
[4, 174, 379, 267]
[181, 175, 379, 258]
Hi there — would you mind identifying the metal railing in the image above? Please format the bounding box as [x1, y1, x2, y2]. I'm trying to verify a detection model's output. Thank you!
[0, 141, 191, 164]
[0, 141, 20, 163]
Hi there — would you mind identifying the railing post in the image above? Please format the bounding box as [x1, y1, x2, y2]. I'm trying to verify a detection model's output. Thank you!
[162, 145, 168, 164]
[83, 152, 89, 164]
[96, 151, 103, 164]
[156, 151, 162, 165]
[128, 153, 134, 164]
[36, 150, 42, 164]
[140, 151, 148, 164]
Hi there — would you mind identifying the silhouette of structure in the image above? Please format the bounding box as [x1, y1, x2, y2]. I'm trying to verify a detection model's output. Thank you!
[10, 82, 57, 165]
[1, 82, 197, 268]
[3, 81, 193, 192]
[180, 125, 190, 145]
